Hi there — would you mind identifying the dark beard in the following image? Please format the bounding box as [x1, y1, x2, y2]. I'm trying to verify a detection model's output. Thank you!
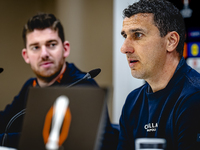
[35, 66, 63, 84]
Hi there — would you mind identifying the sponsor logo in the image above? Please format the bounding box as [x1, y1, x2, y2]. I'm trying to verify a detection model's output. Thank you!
[188, 42, 200, 57]
[144, 123, 158, 132]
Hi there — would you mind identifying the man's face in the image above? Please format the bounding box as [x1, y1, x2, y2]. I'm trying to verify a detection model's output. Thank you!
[121, 13, 168, 81]
[22, 28, 70, 80]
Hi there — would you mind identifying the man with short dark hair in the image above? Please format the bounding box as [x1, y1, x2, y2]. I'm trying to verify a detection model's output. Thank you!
[117, 0, 200, 149]
[0, 13, 117, 149]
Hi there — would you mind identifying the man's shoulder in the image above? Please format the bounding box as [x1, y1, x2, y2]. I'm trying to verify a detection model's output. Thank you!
[172, 59, 200, 95]
[13, 78, 36, 103]
[23, 78, 35, 86]
[182, 65, 200, 91]
[175, 58, 200, 88]
[173, 65, 200, 111]
[66, 62, 87, 79]
[16, 78, 35, 94]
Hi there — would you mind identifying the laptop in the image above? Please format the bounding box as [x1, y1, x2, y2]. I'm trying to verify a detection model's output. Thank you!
[18, 86, 108, 150]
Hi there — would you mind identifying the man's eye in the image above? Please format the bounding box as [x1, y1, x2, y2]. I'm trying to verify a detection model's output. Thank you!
[48, 43, 57, 48]
[50, 43, 56, 47]
[31, 46, 39, 50]
[134, 32, 143, 39]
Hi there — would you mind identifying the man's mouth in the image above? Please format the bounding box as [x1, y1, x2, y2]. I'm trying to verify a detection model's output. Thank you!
[130, 60, 138, 63]
[129, 59, 139, 67]
[40, 61, 53, 68]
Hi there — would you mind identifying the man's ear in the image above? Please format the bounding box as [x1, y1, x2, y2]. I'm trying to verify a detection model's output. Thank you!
[22, 48, 30, 64]
[166, 31, 180, 53]
[63, 41, 70, 58]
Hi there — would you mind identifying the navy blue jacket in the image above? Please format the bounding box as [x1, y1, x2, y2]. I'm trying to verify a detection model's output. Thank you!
[117, 58, 200, 150]
[0, 62, 118, 149]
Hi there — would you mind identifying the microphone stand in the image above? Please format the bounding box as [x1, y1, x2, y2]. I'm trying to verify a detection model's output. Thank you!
[1, 109, 26, 146]
[67, 68, 101, 88]
[66, 73, 91, 88]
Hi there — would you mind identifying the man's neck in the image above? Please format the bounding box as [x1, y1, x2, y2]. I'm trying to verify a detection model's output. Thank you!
[146, 56, 181, 93]
[37, 63, 66, 87]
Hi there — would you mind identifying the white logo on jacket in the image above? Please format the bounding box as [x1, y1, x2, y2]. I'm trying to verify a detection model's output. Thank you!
[144, 123, 158, 132]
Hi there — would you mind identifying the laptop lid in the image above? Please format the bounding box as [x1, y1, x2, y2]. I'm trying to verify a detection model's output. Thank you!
[18, 86, 107, 150]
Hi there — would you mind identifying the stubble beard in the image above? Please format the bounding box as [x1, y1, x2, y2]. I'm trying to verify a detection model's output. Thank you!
[33, 62, 64, 83]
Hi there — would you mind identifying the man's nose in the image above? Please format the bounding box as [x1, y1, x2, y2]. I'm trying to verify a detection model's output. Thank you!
[41, 46, 50, 59]
[121, 38, 134, 54]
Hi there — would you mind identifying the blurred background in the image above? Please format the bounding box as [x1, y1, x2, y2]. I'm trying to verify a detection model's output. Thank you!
[0, 0, 199, 124]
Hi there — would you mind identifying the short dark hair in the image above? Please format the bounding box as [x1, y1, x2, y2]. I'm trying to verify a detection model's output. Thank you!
[123, 0, 185, 57]
[22, 12, 65, 47]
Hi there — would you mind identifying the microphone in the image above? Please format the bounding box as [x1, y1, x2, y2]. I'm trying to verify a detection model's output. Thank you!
[0, 68, 3, 73]
[135, 138, 166, 150]
[67, 68, 101, 88]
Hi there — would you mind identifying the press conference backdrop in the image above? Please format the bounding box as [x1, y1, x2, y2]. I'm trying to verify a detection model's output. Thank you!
[167, 1, 200, 80]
